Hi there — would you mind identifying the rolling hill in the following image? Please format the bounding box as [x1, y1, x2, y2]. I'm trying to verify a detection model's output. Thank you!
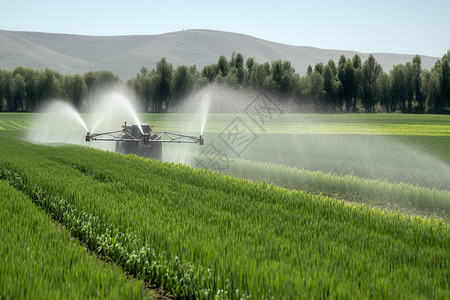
[0, 29, 439, 80]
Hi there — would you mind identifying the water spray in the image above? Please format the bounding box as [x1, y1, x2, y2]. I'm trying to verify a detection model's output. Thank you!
[88, 90, 144, 135]
[200, 93, 211, 135]
[26, 88, 205, 161]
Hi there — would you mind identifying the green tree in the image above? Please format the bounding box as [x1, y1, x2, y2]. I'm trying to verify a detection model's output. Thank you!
[439, 52, 450, 113]
[224, 67, 239, 87]
[84, 71, 97, 97]
[62, 74, 87, 110]
[337, 55, 347, 109]
[377, 72, 391, 112]
[37, 69, 61, 108]
[95, 71, 120, 87]
[422, 56, 450, 113]
[361, 55, 382, 112]
[412, 55, 424, 112]
[249, 63, 269, 89]
[190, 66, 208, 89]
[11, 73, 27, 111]
[314, 62, 323, 75]
[133, 67, 156, 112]
[352, 54, 363, 111]
[294, 75, 309, 102]
[171, 65, 194, 110]
[338, 55, 346, 73]
[235, 53, 245, 84]
[215, 72, 225, 85]
[328, 59, 337, 77]
[422, 69, 440, 113]
[403, 62, 414, 112]
[339, 59, 356, 111]
[308, 70, 324, 110]
[202, 64, 218, 82]
[246, 57, 255, 81]
[391, 64, 406, 112]
[13, 67, 38, 111]
[153, 57, 173, 111]
[229, 51, 237, 68]
[217, 55, 230, 77]
[0, 69, 13, 111]
[352, 54, 362, 69]
[271, 60, 295, 96]
[83, 70, 119, 98]
[322, 64, 339, 111]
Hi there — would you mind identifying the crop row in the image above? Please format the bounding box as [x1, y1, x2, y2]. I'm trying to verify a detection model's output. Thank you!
[1, 135, 449, 298]
[0, 167, 222, 299]
[0, 179, 147, 299]
[187, 151, 450, 221]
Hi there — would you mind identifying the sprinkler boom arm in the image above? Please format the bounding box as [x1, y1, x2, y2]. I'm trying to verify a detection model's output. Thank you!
[151, 131, 204, 144]
[85, 128, 204, 145]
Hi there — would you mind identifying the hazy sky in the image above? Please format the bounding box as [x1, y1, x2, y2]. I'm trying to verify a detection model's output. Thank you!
[1, 0, 449, 57]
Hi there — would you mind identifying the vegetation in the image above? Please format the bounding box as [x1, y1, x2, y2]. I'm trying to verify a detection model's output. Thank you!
[0, 180, 147, 299]
[0, 132, 449, 299]
[149, 112, 450, 191]
[1, 51, 449, 113]
[189, 153, 450, 221]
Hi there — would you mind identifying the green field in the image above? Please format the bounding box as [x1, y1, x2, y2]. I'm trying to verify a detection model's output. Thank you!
[1, 112, 449, 298]
[148, 113, 450, 191]
[0, 180, 148, 299]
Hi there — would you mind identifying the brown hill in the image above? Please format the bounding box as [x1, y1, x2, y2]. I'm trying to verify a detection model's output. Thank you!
[0, 29, 438, 80]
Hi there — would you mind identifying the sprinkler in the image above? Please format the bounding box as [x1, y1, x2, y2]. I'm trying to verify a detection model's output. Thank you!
[85, 122, 204, 160]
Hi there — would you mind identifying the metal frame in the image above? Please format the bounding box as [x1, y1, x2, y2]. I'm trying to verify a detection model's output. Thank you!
[86, 129, 203, 145]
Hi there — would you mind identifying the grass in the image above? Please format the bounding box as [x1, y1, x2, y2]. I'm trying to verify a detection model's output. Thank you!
[0, 112, 449, 298]
[0, 179, 148, 300]
[141, 113, 450, 135]
[141, 113, 450, 168]
[182, 152, 450, 221]
[0, 136, 449, 298]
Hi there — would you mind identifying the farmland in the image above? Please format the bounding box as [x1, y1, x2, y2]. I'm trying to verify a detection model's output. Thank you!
[143, 113, 450, 185]
[0, 179, 148, 299]
[1, 112, 449, 298]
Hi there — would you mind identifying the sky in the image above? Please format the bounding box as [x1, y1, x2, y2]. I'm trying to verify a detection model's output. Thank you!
[1, 0, 449, 57]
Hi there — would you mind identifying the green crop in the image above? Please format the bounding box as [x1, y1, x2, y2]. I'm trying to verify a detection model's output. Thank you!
[188, 152, 450, 221]
[0, 113, 34, 131]
[0, 180, 148, 300]
[1, 134, 449, 299]
[141, 113, 450, 136]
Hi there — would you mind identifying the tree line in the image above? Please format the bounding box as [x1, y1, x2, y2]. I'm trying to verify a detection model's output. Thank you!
[1, 51, 449, 113]
[0, 69, 120, 112]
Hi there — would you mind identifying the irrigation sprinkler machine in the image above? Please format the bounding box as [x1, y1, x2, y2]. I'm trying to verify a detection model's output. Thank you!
[85, 122, 204, 160]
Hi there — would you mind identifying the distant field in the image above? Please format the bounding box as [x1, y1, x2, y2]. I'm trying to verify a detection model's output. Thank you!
[142, 113, 450, 189]
[141, 113, 450, 136]
[0, 113, 34, 131]
[3, 112, 449, 134]
[3, 112, 450, 183]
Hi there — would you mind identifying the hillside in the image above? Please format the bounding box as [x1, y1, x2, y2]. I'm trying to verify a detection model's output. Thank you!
[0, 29, 439, 79]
